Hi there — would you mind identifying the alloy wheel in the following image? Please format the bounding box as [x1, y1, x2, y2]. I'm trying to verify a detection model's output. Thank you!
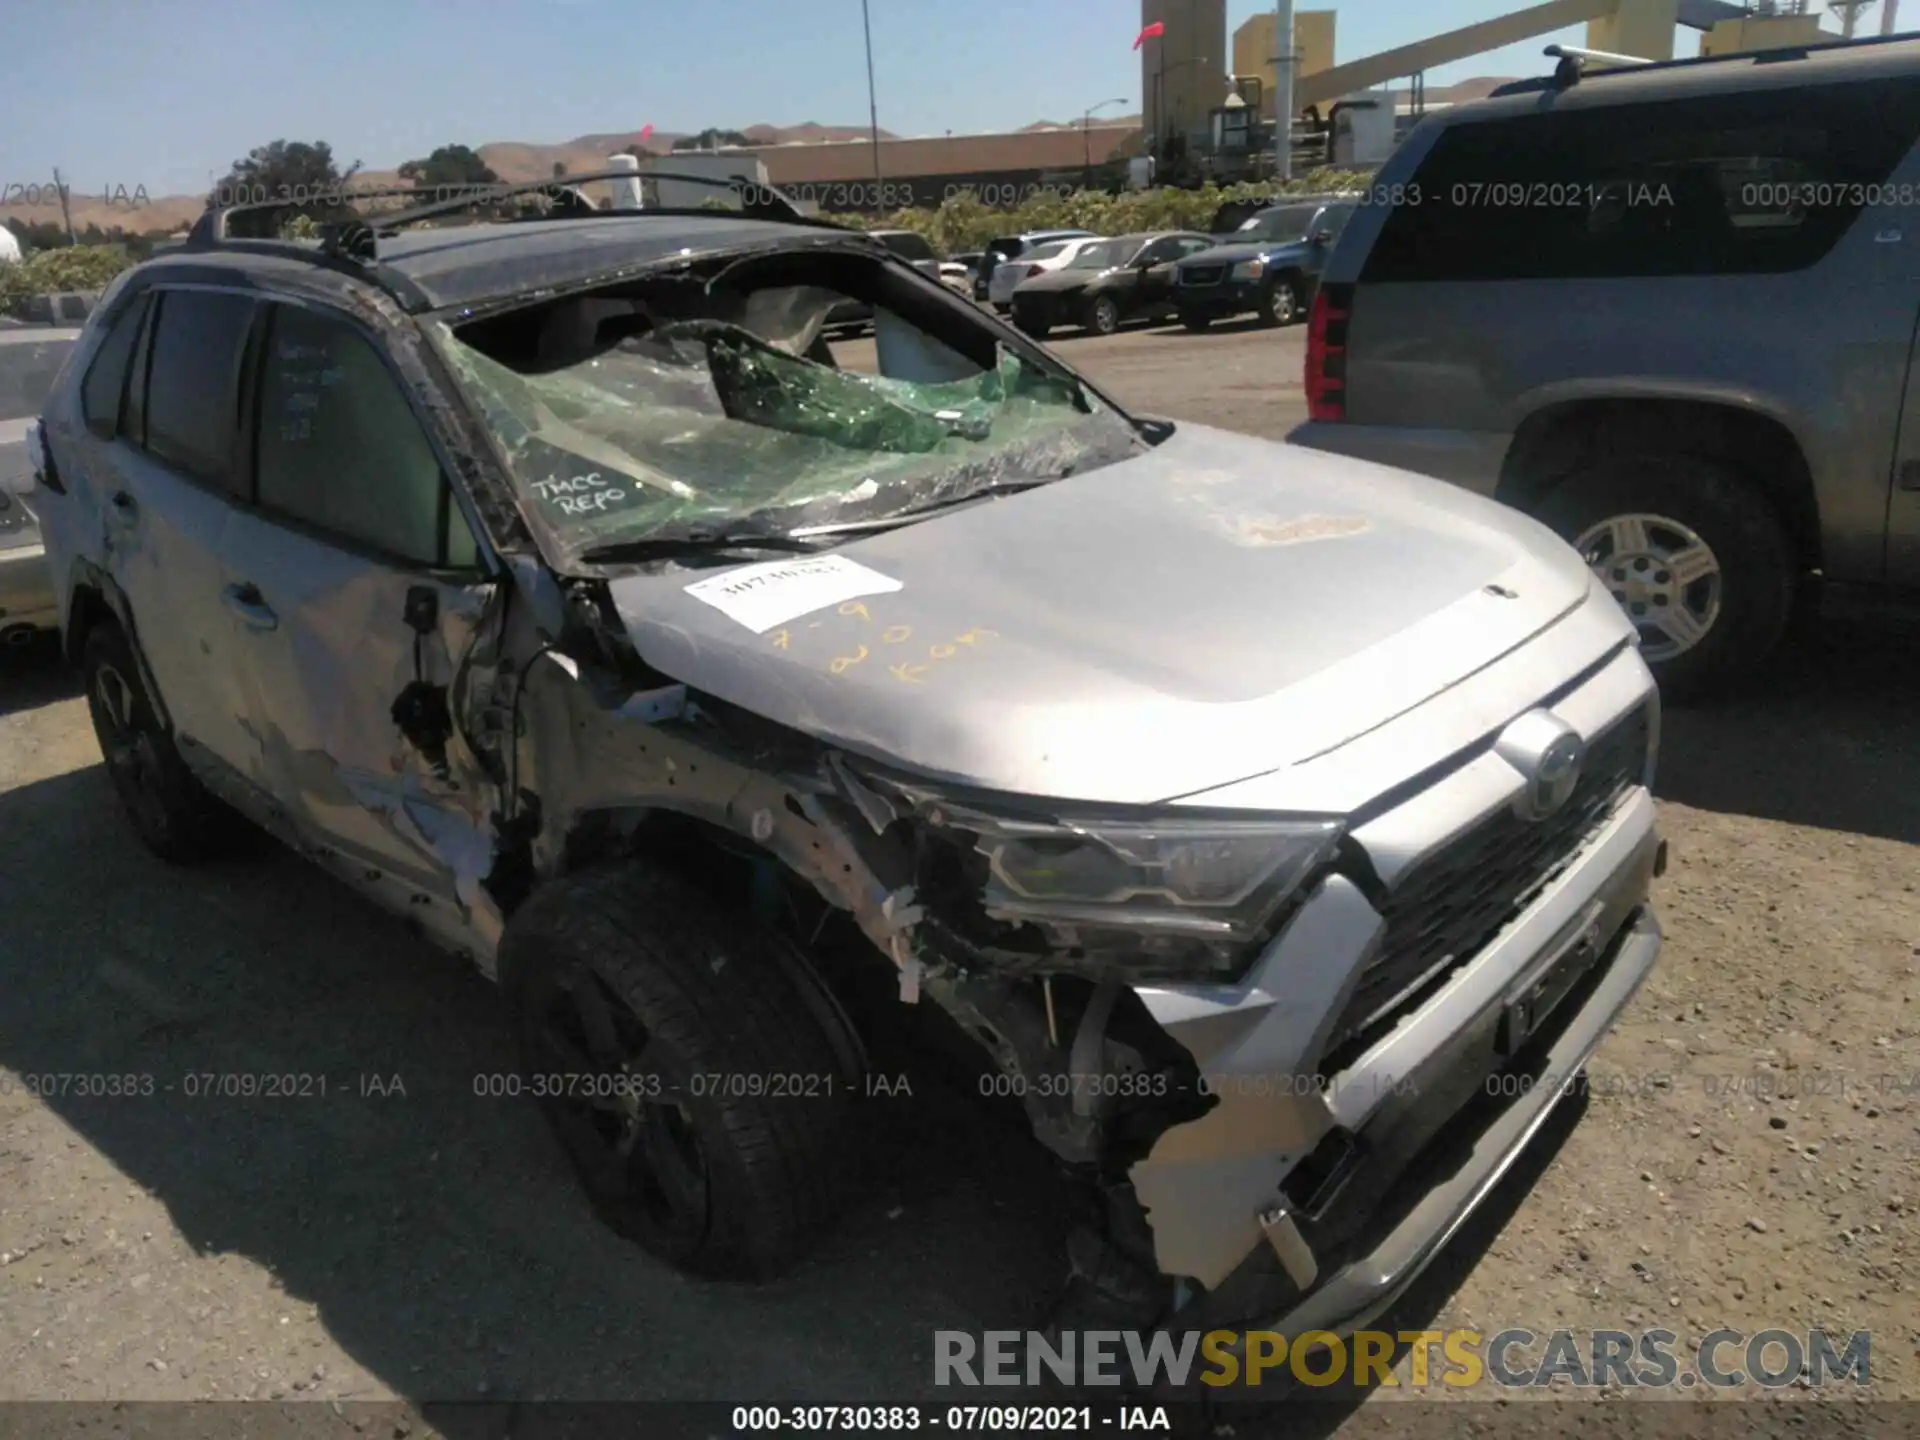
[1573, 512, 1724, 662]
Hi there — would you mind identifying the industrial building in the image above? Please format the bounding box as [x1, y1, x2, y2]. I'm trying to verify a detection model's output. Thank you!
[633, 1, 1871, 212]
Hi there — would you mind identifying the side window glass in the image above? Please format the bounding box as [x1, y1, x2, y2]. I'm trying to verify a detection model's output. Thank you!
[1178, 237, 1214, 256]
[80, 292, 150, 440]
[145, 290, 256, 487]
[255, 303, 473, 568]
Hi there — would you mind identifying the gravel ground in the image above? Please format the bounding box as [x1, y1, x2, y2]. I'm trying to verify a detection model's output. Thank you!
[0, 317, 1915, 1430]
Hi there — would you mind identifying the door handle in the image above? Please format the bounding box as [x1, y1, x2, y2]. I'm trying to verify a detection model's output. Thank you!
[222, 581, 279, 631]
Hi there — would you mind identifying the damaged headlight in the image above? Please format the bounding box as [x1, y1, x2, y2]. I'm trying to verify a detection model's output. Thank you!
[922, 800, 1343, 977]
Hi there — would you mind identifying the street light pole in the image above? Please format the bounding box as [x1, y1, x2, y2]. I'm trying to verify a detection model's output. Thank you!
[861, 0, 883, 206]
[1082, 96, 1129, 189]
[1273, 0, 1295, 182]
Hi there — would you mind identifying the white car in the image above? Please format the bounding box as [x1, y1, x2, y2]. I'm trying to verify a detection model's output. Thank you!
[983, 232, 1102, 311]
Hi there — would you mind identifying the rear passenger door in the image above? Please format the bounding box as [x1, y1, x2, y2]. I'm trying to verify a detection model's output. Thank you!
[217, 298, 497, 908]
[84, 286, 262, 779]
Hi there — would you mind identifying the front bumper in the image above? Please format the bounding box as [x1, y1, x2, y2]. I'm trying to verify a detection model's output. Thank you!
[1174, 278, 1260, 317]
[1126, 645, 1663, 1330]
[0, 540, 57, 633]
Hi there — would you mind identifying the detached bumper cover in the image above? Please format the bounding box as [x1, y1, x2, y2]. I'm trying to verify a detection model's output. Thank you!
[1243, 904, 1660, 1338]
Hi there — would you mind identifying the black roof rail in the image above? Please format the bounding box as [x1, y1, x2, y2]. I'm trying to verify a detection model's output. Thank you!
[176, 170, 870, 312]
[191, 169, 831, 262]
[1491, 25, 1920, 96]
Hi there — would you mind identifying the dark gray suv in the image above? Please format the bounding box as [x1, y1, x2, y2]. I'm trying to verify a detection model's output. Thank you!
[1292, 34, 1920, 695]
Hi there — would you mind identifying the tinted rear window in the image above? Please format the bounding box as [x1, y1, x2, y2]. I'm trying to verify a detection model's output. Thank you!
[0, 339, 74, 423]
[1362, 76, 1920, 281]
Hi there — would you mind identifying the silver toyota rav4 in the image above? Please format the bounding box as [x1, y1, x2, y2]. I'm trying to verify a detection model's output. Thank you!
[21, 177, 1665, 1338]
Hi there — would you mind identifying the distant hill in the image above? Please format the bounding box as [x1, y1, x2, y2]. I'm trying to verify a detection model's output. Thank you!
[1, 117, 1051, 236]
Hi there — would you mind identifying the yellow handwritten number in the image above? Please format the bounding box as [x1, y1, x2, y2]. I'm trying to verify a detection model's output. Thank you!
[830, 645, 870, 674]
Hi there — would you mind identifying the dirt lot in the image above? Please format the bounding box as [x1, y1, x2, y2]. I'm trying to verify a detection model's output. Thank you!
[1, 316, 1916, 1427]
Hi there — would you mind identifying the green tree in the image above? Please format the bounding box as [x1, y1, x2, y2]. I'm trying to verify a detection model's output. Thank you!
[209, 139, 363, 237]
[0, 244, 136, 318]
[398, 144, 500, 189]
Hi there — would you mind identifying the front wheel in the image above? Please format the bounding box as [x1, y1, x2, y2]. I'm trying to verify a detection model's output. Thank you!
[1534, 455, 1796, 698]
[500, 865, 864, 1279]
[1257, 276, 1302, 328]
[1086, 294, 1121, 335]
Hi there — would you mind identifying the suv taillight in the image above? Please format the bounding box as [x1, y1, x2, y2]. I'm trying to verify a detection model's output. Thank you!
[1305, 283, 1352, 422]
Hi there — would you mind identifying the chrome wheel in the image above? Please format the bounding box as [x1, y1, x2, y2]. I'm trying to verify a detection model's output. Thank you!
[1267, 281, 1297, 325]
[1573, 512, 1723, 663]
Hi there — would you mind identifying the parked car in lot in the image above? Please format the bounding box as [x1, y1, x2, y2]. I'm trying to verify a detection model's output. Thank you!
[1174, 198, 1355, 329]
[1290, 33, 1920, 695]
[1010, 231, 1216, 338]
[825, 227, 943, 333]
[986, 234, 1111, 312]
[977, 228, 1097, 307]
[21, 176, 1664, 1339]
[0, 324, 81, 647]
[940, 252, 982, 294]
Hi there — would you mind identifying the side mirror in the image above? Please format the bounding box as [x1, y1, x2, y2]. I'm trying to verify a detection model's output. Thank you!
[1311, 229, 1335, 246]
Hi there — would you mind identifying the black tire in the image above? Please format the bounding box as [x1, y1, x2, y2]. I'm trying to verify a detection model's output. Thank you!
[1534, 454, 1797, 699]
[1086, 294, 1121, 336]
[499, 864, 864, 1279]
[1178, 311, 1211, 333]
[81, 619, 237, 863]
[1257, 275, 1302, 328]
[1015, 314, 1050, 340]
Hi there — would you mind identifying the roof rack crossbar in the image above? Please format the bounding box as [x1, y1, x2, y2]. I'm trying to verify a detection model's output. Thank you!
[1507, 25, 1920, 93]
[191, 169, 828, 261]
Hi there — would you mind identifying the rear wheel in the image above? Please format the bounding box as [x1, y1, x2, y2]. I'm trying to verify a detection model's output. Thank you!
[500, 864, 864, 1279]
[1086, 294, 1122, 336]
[81, 619, 237, 863]
[1534, 454, 1796, 698]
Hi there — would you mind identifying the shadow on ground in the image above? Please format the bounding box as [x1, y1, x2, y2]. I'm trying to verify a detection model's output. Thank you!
[0, 633, 79, 718]
[0, 762, 1077, 1404]
[1656, 615, 1920, 845]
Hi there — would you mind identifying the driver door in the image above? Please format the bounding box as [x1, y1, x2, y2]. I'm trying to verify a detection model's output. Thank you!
[217, 297, 498, 912]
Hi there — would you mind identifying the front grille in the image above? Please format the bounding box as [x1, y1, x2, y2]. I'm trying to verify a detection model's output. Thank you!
[1319, 704, 1652, 1069]
[1180, 265, 1226, 287]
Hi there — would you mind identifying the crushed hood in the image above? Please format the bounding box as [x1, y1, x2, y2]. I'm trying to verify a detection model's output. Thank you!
[608, 424, 1595, 806]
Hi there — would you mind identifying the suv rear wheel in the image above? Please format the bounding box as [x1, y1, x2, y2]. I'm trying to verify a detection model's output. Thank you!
[1535, 455, 1796, 698]
[81, 619, 238, 863]
[500, 864, 864, 1279]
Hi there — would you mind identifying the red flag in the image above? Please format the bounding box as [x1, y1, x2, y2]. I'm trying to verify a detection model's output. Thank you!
[1132, 20, 1164, 49]
[639, 122, 654, 141]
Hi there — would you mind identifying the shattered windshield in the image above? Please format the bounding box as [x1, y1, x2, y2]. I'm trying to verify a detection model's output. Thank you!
[437, 293, 1140, 562]
[1237, 206, 1319, 244]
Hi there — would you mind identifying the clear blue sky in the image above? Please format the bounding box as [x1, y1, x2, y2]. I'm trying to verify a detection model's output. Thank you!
[4, 0, 1798, 200]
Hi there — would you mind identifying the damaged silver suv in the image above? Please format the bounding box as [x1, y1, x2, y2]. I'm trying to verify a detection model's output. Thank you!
[23, 174, 1666, 1338]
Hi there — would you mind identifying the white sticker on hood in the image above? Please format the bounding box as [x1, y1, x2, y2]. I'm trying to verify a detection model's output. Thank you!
[684, 554, 903, 633]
